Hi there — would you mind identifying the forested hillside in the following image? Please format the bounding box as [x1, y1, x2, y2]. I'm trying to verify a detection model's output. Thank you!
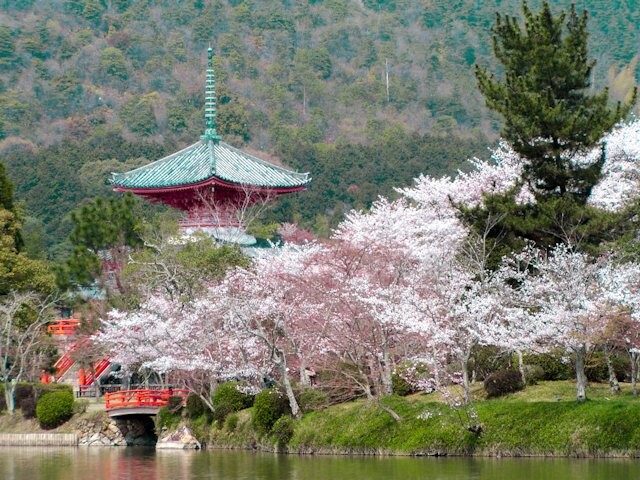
[0, 0, 637, 255]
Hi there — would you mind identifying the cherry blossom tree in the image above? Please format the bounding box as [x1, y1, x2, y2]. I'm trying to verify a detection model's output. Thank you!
[215, 243, 328, 418]
[96, 294, 265, 411]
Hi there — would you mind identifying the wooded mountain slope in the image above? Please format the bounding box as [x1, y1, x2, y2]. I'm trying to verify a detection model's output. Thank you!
[0, 0, 637, 252]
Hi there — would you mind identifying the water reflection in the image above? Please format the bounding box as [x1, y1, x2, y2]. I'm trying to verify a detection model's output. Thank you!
[0, 447, 636, 480]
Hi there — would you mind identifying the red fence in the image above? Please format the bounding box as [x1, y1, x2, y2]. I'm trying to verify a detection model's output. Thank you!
[105, 389, 188, 411]
[47, 319, 80, 336]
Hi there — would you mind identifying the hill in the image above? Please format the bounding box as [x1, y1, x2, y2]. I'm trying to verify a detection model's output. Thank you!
[0, 0, 637, 252]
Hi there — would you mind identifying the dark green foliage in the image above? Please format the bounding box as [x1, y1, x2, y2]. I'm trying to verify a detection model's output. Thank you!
[66, 193, 142, 285]
[20, 396, 37, 419]
[224, 413, 239, 431]
[522, 365, 545, 386]
[118, 94, 158, 136]
[156, 405, 181, 432]
[166, 395, 184, 413]
[252, 387, 290, 435]
[469, 2, 637, 263]
[585, 352, 629, 382]
[298, 389, 327, 412]
[0, 163, 14, 212]
[391, 373, 413, 397]
[99, 47, 129, 79]
[0, 26, 16, 68]
[475, 2, 635, 203]
[522, 352, 573, 381]
[470, 345, 513, 381]
[271, 415, 295, 447]
[212, 381, 254, 425]
[35, 390, 75, 429]
[186, 393, 208, 418]
[484, 369, 525, 398]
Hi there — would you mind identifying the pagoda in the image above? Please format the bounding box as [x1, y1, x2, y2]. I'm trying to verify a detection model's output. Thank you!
[110, 48, 310, 245]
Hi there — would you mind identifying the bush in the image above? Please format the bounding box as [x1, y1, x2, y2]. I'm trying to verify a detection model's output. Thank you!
[484, 370, 525, 398]
[166, 395, 184, 413]
[186, 393, 208, 418]
[155, 406, 181, 432]
[224, 413, 239, 432]
[470, 345, 513, 381]
[522, 351, 573, 381]
[212, 382, 254, 424]
[522, 364, 545, 386]
[36, 391, 75, 429]
[252, 387, 290, 435]
[20, 396, 37, 419]
[299, 389, 327, 412]
[271, 415, 295, 448]
[391, 372, 413, 396]
[585, 352, 630, 382]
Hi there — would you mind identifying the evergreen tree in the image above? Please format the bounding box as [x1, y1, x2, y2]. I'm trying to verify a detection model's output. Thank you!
[475, 1, 636, 204]
[464, 2, 637, 265]
[65, 194, 142, 286]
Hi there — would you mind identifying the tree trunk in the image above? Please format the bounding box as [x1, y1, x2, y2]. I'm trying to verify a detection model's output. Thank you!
[461, 354, 471, 404]
[277, 354, 300, 418]
[380, 347, 393, 396]
[299, 360, 310, 387]
[517, 350, 526, 386]
[4, 381, 15, 415]
[575, 346, 588, 402]
[375, 396, 401, 422]
[605, 352, 620, 394]
[631, 351, 639, 397]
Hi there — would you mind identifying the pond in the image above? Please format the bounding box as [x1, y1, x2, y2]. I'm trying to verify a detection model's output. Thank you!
[0, 447, 635, 480]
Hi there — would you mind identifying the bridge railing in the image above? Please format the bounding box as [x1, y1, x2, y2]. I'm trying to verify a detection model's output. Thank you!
[47, 319, 80, 336]
[105, 389, 188, 411]
[53, 343, 76, 379]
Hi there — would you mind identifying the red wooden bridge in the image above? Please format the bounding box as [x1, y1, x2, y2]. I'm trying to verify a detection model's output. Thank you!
[105, 389, 188, 417]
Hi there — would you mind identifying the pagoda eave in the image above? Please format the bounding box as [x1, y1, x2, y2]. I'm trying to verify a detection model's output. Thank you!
[112, 175, 308, 196]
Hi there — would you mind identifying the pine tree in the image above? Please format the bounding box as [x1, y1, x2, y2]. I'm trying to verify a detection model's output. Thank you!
[475, 1, 636, 204]
[464, 2, 636, 265]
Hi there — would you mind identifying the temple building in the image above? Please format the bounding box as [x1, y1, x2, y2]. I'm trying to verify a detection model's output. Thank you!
[109, 48, 310, 245]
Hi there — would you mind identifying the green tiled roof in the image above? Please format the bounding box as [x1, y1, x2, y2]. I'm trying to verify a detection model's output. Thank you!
[110, 140, 310, 190]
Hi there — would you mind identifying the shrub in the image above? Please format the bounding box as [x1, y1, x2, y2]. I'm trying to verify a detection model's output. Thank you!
[252, 387, 290, 435]
[20, 396, 37, 419]
[585, 352, 630, 382]
[74, 399, 89, 414]
[522, 351, 573, 381]
[155, 406, 181, 432]
[391, 372, 413, 396]
[212, 382, 254, 424]
[299, 389, 327, 412]
[166, 395, 184, 413]
[470, 345, 513, 381]
[522, 364, 545, 386]
[271, 415, 294, 448]
[224, 413, 239, 432]
[36, 391, 74, 429]
[186, 393, 208, 418]
[484, 370, 525, 398]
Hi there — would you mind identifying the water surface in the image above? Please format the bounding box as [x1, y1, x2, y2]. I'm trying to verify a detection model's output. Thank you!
[0, 447, 636, 480]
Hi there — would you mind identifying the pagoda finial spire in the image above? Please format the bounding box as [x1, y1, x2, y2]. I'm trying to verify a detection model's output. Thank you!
[201, 47, 221, 143]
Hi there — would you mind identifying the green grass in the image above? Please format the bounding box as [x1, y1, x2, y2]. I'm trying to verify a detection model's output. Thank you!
[285, 382, 640, 457]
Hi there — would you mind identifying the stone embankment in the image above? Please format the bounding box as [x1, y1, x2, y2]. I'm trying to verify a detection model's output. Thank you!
[0, 433, 78, 446]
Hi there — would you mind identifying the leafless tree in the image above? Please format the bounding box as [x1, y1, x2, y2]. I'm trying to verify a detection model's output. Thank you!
[0, 292, 58, 414]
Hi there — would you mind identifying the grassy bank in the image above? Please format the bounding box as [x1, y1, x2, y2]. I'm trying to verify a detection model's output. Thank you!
[208, 381, 640, 457]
